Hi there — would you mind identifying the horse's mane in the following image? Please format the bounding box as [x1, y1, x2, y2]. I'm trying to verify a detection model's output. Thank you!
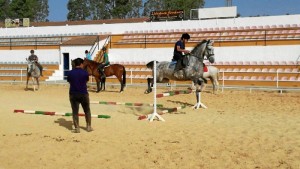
[84, 58, 99, 65]
[190, 40, 208, 55]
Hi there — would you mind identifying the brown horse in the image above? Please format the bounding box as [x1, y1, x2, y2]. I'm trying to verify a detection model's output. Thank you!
[82, 58, 126, 93]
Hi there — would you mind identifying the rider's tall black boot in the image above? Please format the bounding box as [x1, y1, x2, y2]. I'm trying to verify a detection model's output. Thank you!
[173, 60, 183, 78]
[37, 63, 43, 76]
[99, 69, 106, 81]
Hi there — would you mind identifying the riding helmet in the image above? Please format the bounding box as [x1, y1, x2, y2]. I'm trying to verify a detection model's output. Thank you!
[30, 50, 34, 54]
[102, 47, 106, 51]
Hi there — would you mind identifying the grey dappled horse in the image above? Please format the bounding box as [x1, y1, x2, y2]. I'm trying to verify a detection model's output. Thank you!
[26, 60, 40, 91]
[146, 65, 219, 94]
[145, 40, 215, 94]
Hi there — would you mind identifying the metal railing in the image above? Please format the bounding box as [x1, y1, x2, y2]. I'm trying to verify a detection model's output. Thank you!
[0, 68, 299, 87]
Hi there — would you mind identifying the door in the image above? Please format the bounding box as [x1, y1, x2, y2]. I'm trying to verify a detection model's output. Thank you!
[63, 53, 69, 80]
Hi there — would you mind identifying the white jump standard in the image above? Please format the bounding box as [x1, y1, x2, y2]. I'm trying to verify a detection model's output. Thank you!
[148, 61, 165, 122]
[193, 90, 207, 109]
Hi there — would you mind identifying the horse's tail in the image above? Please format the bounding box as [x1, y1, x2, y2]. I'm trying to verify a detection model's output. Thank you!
[146, 61, 153, 69]
[146, 61, 159, 70]
[216, 68, 220, 91]
[217, 68, 220, 81]
[122, 66, 126, 86]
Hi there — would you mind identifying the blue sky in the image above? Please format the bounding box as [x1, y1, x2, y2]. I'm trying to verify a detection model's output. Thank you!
[48, 0, 300, 22]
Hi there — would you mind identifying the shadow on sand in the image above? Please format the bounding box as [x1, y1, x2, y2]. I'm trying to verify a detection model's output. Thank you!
[54, 118, 73, 131]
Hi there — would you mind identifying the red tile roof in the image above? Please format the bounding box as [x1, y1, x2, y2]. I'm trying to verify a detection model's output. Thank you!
[61, 35, 109, 46]
[0, 18, 150, 27]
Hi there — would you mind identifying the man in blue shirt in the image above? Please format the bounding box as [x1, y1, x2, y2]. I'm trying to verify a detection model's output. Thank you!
[67, 58, 93, 133]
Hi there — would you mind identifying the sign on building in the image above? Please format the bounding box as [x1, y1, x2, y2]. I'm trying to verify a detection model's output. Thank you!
[150, 10, 184, 21]
[4, 18, 30, 28]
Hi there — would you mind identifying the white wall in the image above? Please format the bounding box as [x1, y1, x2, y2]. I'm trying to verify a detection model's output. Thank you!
[109, 45, 300, 63]
[216, 45, 300, 62]
[0, 14, 299, 37]
[2, 44, 298, 65]
[0, 49, 60, 63]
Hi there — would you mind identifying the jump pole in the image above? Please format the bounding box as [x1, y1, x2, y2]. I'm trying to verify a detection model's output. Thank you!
[156, 89, 192, 98]
[13, 109, 111, 119]
[147, 60, 165, 122]
[90, 101, 163, 108]
[138, 105, 187, 120]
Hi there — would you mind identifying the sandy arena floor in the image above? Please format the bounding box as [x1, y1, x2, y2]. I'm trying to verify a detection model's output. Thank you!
[0, 83, 299, 169]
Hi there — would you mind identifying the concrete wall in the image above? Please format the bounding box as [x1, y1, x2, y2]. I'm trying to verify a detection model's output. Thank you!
[0, 49, 60, 63]
[0, 14, 299, 37]
[3, 43, 297, 66]
[109, 45, 300, 63]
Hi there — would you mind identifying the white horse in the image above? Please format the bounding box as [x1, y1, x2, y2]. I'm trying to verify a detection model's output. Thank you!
[190, 65, 219, 94]
[26, 59, 40, 91]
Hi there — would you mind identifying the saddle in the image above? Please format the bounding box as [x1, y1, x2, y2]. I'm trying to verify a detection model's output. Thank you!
[170, 57, 188, 68]
[170, 61, 177, 66]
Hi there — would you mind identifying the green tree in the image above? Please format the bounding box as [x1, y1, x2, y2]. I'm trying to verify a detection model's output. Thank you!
[126, 0, 143, 18]
[143, 0, 164, 16]
[82, 0, 143, 20]
[9, 0, 39, 20]
[68, 0, 203, 21]
[0, 0, 10, 21]
[110, 0, 132, 19]
[67, 0, 90, 21]
[35, 0, 49, 22]
[88, 0, 110, 20]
